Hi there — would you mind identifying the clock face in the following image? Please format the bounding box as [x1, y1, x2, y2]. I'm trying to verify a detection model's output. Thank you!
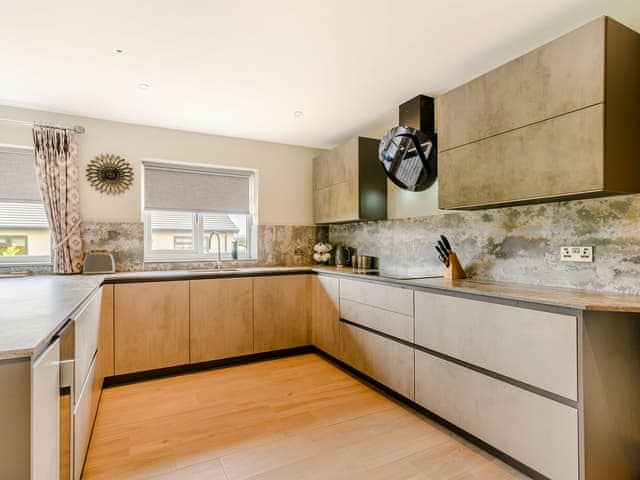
[86, 154, 134, 195]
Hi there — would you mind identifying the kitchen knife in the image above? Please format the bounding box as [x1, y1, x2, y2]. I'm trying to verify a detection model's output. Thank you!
[440, 235, 452, 253]
[437, 240, 450, 259]
[435, 245, 449, 266]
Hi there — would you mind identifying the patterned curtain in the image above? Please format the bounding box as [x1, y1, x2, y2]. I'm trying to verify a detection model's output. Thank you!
[32, 126, 83, 273]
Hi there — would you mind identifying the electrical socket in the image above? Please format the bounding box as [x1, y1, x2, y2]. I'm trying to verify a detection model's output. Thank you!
[560, 246, 593, 262]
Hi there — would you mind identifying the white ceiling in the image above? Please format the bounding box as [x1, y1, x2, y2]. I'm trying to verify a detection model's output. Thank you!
[1, 0, 638, 148]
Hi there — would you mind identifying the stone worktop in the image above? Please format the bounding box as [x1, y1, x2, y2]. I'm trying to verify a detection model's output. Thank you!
[0, 275, 104, 360]
[314, 266, 640, 313]
[3, 264, 640, 362]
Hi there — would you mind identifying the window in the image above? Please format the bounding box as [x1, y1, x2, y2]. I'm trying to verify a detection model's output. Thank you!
[0, 147, 51, 264]
[143, 162, 255, 262]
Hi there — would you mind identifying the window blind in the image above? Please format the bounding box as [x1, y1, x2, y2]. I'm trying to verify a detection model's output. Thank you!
[143, 162, 253, 214]
[0, 147, 42, 203]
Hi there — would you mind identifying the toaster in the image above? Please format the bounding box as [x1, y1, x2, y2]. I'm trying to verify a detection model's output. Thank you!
[83, 251, 116, 274]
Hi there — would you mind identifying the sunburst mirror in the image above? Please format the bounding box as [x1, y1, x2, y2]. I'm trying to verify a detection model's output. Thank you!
[86, 154, 134, 195]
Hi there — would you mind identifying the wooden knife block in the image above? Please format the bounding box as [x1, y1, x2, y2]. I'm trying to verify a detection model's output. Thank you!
[444, 252, 467, 280]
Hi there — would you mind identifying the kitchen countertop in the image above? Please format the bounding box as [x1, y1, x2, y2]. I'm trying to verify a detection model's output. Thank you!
[103, 266, 313, 283]
[0, 275, 103, 360]
[313, 266, 640, 313]
[3, 265, 640, 361]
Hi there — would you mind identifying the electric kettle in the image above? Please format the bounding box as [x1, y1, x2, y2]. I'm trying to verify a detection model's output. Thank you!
[335, 245, 353, 267]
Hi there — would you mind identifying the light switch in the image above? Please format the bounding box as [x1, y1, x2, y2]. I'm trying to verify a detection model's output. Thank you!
[560, 246, 593, 262]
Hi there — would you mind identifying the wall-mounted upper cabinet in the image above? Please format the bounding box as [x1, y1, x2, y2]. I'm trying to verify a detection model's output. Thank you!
[438, 16, 640, 210]
[313, 136, 387, 223]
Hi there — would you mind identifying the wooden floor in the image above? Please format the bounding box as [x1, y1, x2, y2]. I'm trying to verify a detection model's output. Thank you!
[82, 353, 530, 480]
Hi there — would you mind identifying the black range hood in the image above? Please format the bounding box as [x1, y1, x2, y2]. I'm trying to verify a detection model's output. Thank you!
[378, 95, 437, 192]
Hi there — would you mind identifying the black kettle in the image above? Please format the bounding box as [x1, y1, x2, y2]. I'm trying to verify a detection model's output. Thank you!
[335, 245, 353, 267]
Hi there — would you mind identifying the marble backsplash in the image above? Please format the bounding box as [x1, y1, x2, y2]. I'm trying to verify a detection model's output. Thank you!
[80, 222, 327, 272]
[329, 194, 640, 295]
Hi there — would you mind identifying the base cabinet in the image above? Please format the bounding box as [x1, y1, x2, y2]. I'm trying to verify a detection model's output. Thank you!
[253, 275, 310, 352]
[415, 350, 579, 480]
[311, 276, 340, 358]
[190, 277, 254, 363]
[114, 281, 190, 375]
[340, 322, 414, 400]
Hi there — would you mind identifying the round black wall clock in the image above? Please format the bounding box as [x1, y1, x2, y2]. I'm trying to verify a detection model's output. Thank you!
[86, 154, 134, 195]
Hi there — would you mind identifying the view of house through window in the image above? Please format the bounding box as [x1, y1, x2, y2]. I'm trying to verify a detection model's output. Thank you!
[146, 211, 251, 259]
[0, 202, 51, 262]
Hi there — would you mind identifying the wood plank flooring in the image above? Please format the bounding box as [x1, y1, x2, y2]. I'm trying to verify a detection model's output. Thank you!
[82, 353, 530, 480]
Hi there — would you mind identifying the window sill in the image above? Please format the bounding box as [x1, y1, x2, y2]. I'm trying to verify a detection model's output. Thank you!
[0, 261, 52, 267]
[143, 256, 257, 264]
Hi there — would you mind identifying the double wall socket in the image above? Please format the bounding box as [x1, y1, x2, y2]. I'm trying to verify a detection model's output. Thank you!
[561, 246, 593, 262]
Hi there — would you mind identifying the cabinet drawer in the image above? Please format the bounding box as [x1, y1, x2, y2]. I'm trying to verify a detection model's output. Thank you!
[415, 291, 577, 400]
[415, 351, 578, 480]
[340, 298, 413, 342]
[340, 279, 413, 316]
[73, 355, 101, 480]
[74, 288, 103, 402]
[340, 322, 414, 399]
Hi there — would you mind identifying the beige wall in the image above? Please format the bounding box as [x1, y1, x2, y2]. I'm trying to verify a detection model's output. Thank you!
[0, 105, 321, 225]
[356, 108, 443, 220]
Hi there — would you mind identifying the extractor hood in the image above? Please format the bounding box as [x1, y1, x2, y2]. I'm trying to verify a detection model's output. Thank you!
[378, 95, 437, 192]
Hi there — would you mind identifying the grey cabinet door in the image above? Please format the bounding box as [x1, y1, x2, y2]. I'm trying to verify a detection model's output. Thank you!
[415, 351, 579, 480]
[439, 104, 604, 209]
[340, 322, 414, 400]
[414, 291, 577, 400]
[437, 17, 605, 151]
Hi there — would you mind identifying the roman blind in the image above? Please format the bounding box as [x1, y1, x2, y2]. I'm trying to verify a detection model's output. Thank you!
[0, 147, 42, 202]
[143, 162, 253, 214]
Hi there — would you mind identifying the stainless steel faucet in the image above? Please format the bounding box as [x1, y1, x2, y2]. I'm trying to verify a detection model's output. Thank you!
[208, 231, 223, 269]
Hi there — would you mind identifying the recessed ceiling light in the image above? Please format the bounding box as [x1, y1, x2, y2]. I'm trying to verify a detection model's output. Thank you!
[138, 82, 151, 91]
[114, 49, 124, 55]
[293, 110, 303, 118]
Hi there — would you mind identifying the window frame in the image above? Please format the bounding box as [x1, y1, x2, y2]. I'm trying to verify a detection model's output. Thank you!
[142, 161, 257, 263]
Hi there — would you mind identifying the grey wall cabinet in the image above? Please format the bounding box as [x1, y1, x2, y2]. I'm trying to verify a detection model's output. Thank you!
[313, 136, 387, 223]
[438, 16, 640, 209]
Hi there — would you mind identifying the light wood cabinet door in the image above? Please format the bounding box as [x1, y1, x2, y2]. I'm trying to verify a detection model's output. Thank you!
[190, 278, 254, 363]
[98, 284, 114, 378]
[31, 340, 60, 480]
[312, 275, 340, 358]
[253, 275, 310, 352]
[114, 281, 189, 375]
[340, 322, 414, 400]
